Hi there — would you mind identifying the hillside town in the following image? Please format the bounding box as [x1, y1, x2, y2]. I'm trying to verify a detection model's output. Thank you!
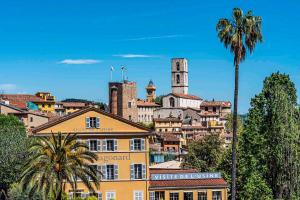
[1, 2, 299, 200]
[0, 58, 230, 199]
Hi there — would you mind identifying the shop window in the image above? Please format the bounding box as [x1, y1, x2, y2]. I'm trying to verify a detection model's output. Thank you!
[212, 191, 222, 200]
[198, 191, 207, 200]
[184, 192, 193, 200]
[170, 192, 179, 200]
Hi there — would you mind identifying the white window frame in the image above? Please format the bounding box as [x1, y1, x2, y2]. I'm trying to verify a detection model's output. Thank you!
[106, 191, 116, 200]
[169, 192, 179, 200]
[212, 190, 222, 200]
[197, 190, 207, 200]
[133, 190, 144, 200]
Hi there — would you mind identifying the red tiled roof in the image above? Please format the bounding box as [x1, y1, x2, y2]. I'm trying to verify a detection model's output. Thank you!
[171, 93, 202, 100]
[62, 102, 87, 108]
[149, 178, 227, 188]
[150, 169, 197, 174]
[136, 100, 160, 107]
[0, 94, 45, 109]
[161, 133, 180, 142]
[154, 117, 182, 122]
[201, 101, 231, 107]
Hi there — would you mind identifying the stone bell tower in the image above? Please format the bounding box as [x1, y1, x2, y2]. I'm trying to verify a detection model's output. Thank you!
[171, 58, 188, 94]
[146, 80, 156, 102]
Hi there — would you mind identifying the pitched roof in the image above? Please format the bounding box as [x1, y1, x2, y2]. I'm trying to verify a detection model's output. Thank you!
[62, 102, 87, 108]
[136, 100, 160, 107]
[31, 107, 151, 134]
[201, 101, 231, 108]
[161, 133, 180, 142]
[170, 93, 203, 100]
[0, 94, 45, 109]
[154, 117, 182, 122]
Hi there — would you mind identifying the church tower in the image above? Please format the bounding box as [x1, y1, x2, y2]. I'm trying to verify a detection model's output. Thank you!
[146, 80, 156, 102]
[171, 58, 188, 94]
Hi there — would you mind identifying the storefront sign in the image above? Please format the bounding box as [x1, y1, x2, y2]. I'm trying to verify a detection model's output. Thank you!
[151, 172, 221, 180]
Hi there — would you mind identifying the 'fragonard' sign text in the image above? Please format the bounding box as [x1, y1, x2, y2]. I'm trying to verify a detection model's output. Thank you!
[151, 172, 221, 181]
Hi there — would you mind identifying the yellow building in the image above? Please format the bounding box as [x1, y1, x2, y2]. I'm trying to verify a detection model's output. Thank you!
[33, 92, 56, 112]
[32, 107, 152, 200]
[154, 117, 182, 133]
[31, 107, 228, 200]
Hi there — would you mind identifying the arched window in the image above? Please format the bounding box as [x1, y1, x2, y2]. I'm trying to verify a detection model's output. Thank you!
[176, 74, 180, 84]
[176, 62, 180, 71]
[169, 97, 175, 107]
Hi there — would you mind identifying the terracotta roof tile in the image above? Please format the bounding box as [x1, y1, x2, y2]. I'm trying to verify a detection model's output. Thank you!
[171, 93, 202, 100]
[149, 178, 227, 188]
[136, 100, 160, 107]
[0, 94, 45, 109]
[201, 101, 231, 107]
[62, 102, 87, 108]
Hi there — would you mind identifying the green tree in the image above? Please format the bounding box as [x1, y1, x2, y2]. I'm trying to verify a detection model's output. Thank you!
[182, 134, 224, 171]
[0, 115, 29, 198]
[20, 133, 100, 200]
[239, 73, 300, 199]
[216, 8, 263, 199]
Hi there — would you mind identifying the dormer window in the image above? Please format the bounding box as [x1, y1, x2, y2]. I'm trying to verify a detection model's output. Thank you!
[86, 117, 100, 128]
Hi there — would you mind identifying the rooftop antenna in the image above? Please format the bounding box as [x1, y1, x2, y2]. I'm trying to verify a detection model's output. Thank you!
[110, 66, 115, 81]
[121, 65, 126, 82]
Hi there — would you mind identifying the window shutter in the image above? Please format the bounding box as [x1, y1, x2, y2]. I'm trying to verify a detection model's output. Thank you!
[96, 117, 100, 128]
[142, 164, 146, 179]
[130, 139, 134, 151]
[141, 139, 145, 150]
[101, 165, 107, 180]
[149, 192, 155, 200]
[114, 139, 118, 151]
[102, 139, 106, 151]
[114, 164, 118, 180]
[97, 165, 102, 179]
[130, 164, 135, 179]
[97, 140, 101, 151]
[86, 139, 90, 150]
[98, 192, 102, 200]
[86, 117, 90, 128]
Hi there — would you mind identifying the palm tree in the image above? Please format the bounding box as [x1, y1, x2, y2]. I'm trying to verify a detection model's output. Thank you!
[216, 8, 263, 199]
[20, 133, 100, 200]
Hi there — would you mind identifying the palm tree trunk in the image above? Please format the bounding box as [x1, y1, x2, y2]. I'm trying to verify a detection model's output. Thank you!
[231, 63, 239, 200]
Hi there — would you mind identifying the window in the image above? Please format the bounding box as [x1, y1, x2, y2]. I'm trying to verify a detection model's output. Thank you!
[102, 164, 118, 180]
[42, 104, 45, 108]
[154, 192, 165, 200]
[213, 107, 217, 112]
[184, 192, 193, 200]
[88, 140, 99, 151]
[176, 74, 180, 84]
[106, 139, 117, 151]
[205, 107, 208, 111]
[169, 97, 175, 107]
[86, 117, 100, 128]
[89, 165, 98, 181]
[170, 192, 179, 200]
[176, 62, 180, 71]
[198, 191, 207, 200]
[129, 115, 132, 121]
[30, 117, 33, 122]
[130, 164, 146, 179]
[106, 192, 116, 200]
[106, 165, 115, 180]
[212, 191, 222, 200]
[130, 139, 145, 151]
[128, 102, 132, 108]
[134, 191, 144, 200]
[89, 193, 102, 200]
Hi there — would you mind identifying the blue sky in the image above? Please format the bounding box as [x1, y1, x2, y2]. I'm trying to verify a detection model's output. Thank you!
[1, 0, 300, 113]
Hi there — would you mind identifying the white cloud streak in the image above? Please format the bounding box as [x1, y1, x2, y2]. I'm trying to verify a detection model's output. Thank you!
[114, 54, 159, 58]
[0, 84, 17, 91]
[59, 59, 101, 65]
[123, 34, 188, 41]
